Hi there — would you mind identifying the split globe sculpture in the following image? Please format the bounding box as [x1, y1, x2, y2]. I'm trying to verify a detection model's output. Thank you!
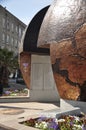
[19, 0, 86, 101]
[19, 6, 50, 89]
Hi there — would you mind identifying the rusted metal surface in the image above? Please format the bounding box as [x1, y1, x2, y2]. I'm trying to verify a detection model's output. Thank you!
[50, 24, 86, 100]
[19, 52, 31, 89]
[38, 0, 86, 101]
[38, 0, 86, 48]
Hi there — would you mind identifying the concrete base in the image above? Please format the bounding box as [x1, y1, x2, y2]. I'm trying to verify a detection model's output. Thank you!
[30, 55, 60, 102]
[41, 107, 81, 118]
[0, 101, 85, 130]
[60, 99, 86, 113]
[29, 89, 59, 102]
[0, 96, 30, 103]
[56, 108, 81, 118]
[41, 99, 81, 118]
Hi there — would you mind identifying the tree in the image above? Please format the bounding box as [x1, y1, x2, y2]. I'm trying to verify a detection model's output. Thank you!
[0, 48, 19, 88]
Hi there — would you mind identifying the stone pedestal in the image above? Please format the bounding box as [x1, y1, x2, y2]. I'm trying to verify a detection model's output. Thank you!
[29, 55, 60, 102]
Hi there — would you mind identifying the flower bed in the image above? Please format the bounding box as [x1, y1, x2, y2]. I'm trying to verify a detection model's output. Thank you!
[3, 88, 28, 96]
[21, 114, 86, 130]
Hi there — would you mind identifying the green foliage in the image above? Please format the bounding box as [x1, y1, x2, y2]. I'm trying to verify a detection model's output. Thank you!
[0, 48, 19, 86]
[0, 48, 19, 72]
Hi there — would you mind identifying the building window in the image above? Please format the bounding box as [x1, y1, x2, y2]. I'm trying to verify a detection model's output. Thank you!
[8, 47, 11, 51]
[2, 18, 5, 28]
[6, 35, 10, 44]
[19, 27, 22, 37]
[22, 29, 25, 36]
[7, 19, 10, 30]
[15, 39, 18, 48]
[1, 46, 4, 49]
[11, 37, 14, 46]
[15, 25, 18, 33]
[2, 33, 5, 43]
[11, 23, 14, 32]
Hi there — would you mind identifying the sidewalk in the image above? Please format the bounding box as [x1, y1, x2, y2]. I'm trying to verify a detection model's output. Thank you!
[0, 102, 60, 130]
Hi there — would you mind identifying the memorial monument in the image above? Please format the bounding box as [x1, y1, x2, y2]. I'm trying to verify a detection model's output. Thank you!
[19, 6, 60, 102]
[19, 0, 86, 102]
[38, 0, 86, 102]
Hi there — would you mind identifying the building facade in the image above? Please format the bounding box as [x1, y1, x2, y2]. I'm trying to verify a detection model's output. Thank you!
[0, 5, 26, 55]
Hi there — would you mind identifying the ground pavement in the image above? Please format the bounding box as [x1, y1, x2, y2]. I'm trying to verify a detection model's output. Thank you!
[0, 102, 60, 130]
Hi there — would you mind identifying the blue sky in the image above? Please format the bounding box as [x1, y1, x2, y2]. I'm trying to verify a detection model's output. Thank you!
[0, 0, 53, 25]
